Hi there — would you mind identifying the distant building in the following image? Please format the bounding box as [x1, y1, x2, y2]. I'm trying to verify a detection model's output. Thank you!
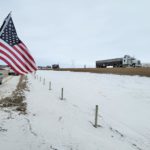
[0, 65, 9, 70]
[38, 66, 51, 70]
[142, 63, 150, 68]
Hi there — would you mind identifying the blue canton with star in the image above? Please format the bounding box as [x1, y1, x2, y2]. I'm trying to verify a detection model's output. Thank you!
[0, 18, 21, 46]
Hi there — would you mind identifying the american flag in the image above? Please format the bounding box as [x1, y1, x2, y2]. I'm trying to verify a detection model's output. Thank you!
[0, 13, 37, 75]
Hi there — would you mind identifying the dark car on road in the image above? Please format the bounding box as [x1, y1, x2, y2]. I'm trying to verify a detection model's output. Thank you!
[0, 72, 4, 84]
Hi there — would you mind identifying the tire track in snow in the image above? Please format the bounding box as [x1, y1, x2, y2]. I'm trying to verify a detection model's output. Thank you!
[24, 118, 37, 137]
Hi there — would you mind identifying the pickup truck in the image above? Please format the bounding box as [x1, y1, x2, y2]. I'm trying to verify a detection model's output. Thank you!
[0, 72, 4, 84]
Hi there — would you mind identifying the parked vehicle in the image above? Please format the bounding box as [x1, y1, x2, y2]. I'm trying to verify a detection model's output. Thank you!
[0, 72, 4, 84]
[52, 64, 59, 69]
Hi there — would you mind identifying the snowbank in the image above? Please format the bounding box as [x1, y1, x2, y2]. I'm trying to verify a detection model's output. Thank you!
[0, 71, 150, 150]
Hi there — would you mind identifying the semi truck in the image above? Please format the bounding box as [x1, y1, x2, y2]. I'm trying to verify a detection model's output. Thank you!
[96, 55, 141, 68]
[52, 64, 59, 69]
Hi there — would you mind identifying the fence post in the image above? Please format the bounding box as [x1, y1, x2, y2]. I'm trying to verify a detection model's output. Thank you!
[40, 77, 41, 82]
[49, 81, 51, 90]
[94, 105, 99, 128]
[61, 88, 64, 100]
[43, 78, 45, 85]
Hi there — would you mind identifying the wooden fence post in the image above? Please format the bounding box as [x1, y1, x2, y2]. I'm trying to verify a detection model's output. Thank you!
[43, 78, 45, 85]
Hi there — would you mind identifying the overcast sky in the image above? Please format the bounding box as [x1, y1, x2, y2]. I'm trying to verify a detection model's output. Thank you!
[0, 0, 150, 67]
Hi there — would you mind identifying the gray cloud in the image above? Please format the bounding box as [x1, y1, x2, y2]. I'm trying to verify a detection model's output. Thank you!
[0, 0, 150, 67]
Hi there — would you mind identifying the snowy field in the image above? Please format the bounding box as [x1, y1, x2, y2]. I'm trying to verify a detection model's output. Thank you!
[0, 70, 150, 150]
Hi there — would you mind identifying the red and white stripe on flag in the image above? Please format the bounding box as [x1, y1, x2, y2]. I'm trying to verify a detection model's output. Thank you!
[0, 39, 37, 75]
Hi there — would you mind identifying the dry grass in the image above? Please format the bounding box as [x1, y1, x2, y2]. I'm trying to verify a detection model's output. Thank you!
[57, 67, 150, 77]
[0, 75, 29, 114]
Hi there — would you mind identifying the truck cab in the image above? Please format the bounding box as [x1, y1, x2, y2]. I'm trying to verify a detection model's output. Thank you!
[122, 55, 141, 67]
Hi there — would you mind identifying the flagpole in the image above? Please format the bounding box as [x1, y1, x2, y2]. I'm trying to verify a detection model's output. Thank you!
[0, 12, 12, 36]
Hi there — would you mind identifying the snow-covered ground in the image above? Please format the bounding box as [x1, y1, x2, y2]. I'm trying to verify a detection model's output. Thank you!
[0, 70, 150, 150]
